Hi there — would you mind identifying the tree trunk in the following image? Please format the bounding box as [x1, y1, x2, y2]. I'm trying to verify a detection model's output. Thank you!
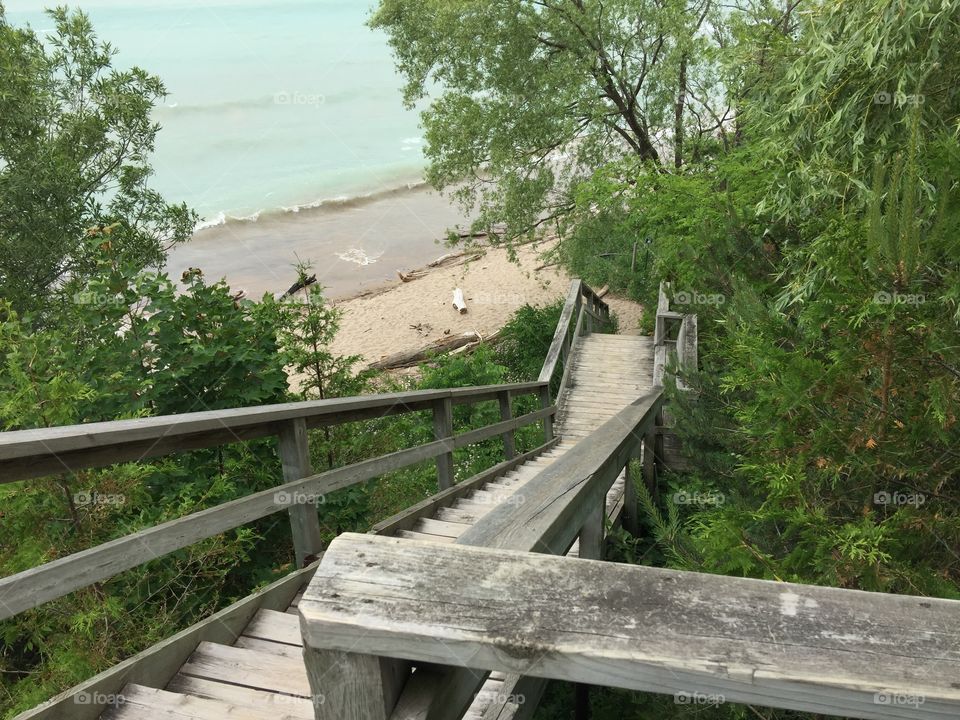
[674, 54, 688, 169]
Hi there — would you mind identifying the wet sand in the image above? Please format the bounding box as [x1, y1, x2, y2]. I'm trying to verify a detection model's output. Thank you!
[166, 184, 472, 299]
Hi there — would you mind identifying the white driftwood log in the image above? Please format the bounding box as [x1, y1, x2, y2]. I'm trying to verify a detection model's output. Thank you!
[452, 288, 467, 314]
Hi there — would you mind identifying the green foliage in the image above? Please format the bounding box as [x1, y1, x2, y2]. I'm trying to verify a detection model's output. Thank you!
[495, 301, 563, 382]
[0, 6, 195, 318]
[371, 0, 728, 241]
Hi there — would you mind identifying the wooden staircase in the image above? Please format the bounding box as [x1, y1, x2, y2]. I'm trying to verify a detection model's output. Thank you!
[96, 330, 656, 720]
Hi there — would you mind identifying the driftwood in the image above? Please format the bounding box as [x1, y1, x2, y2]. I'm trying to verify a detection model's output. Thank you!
[397, 269, 427, 283]
[282, 274, 318, 297]
[367, 332, 482, 371]
[427, 250, 484, 268]
[452, 288, 467, 314]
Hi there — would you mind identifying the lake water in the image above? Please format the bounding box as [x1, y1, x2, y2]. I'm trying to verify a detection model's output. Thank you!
[6, 0, 427, 228]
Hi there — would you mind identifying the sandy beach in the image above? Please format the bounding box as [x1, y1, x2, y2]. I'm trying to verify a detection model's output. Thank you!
[167, 185, 644, 370]
[327, 241, 645, 368]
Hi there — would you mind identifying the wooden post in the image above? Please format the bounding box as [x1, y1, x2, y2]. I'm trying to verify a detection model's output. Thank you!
[654, 407, 665, 480]
[498, 390, 516, 460]
[642, 428, 658, 502]
[574, 502, 604, 719]
[622, 458, 640, 537]
[579, 503, 604, 561]
[278, 418, 323, 568]
[303, 647, 406, 720]
[538, 385, 554, 443]
[432, 397, 455, 490]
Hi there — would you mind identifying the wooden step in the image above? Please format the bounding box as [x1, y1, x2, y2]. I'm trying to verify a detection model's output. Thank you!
[412, 517, 470, 538]
[243, 608, 301, 646]
[166, 675, 314, 719]
[396, 529, 457, 543]
[233, 636, 302, 659]
[179, 642, 310, 697]
[102, 683, 309, 720]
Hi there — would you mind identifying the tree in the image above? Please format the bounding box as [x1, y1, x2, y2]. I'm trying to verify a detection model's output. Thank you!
[371, 0, 729, 241]
[0, 6, 195, 318]
[276, 263, 366, 469]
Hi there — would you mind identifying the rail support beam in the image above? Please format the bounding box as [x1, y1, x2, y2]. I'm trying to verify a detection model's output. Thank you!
[303, 647, 405, 720]
[432, 397, 455, 490]
[278, 418, 323, 568]
[498, 390, 517, 460]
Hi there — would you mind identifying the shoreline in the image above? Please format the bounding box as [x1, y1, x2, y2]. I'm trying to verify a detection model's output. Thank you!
[166, 180, 644, 369]
[166, 182, 473, 302]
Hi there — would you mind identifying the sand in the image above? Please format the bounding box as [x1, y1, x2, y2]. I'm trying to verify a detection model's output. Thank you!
[326, 241, 645, 369]
[167, 184, 644, 371]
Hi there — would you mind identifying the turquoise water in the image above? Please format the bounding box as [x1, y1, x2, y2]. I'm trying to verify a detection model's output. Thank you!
[7, 0, 425, 227]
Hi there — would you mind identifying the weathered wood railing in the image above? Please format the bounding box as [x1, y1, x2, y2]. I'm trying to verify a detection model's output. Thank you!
[0, 382, 553, 621]
[538, 279, 611, 408]
[300, 390, 666, 720]
[307, 532, 960, 720]
[653, 280, 698, 388]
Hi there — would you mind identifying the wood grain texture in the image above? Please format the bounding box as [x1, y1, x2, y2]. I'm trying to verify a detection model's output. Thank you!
[456, 392, 662, 555]
[303, 534, 960, 720]
[0, 384, 547, 483]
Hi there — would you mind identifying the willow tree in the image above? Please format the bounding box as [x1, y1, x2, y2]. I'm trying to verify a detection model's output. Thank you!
[371, 0, 729, 241]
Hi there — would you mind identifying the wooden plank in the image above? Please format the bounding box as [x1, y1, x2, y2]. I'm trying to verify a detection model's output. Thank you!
[11, 563, 315, 720]
[433, 398, 455, 491]
[243, 608, 302, 646]
[0, 435, 455, 619]
[180, 642, 310, 698]
[396, 530, 457, 543]
[278, 419, 323, 568]
[458, 392, 662, 555]
[233, 636, 302, 659]
[304, 648, 406, 720]
[101, 684, 302, 720]
[370, 440, 558, 537]
[413, 518, 470, 538]
[451, 408, 555, 450]
[166, 675, 314, 719]
[379, 395, 661, 720]
[498, 391, 516, 460]
[303, 534, 960, 720]
[0, 383, 547, 484]
[538, 280, 582, 384]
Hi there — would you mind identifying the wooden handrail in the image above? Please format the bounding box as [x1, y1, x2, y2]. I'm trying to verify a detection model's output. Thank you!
[307, 533, 960, 720]
[300, 389, 664, 720]
[653, 281, 697, 387]
[538, 279, 609, 387]
[0, 382, 547, 483]
[0, 402, 555, 620]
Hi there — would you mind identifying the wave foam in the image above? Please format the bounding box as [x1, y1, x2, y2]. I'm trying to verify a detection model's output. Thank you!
[336, 248, 384, 266]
